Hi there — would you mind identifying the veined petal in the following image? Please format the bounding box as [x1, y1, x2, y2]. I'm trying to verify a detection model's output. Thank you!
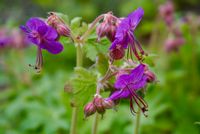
[43, 26, 58, 40]
[128, 75, 147, 91]
[129, 64, 145, 83]
[114, 74, 130, 89]
[26, 17, 46, 31]
[109, 90, 130, 100]
[127, 7, 144, 30]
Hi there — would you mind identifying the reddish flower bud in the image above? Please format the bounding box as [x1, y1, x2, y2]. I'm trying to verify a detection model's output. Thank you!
[56, 24, 70, 37]
[96, 12, 120, 42]
[109, 45, 125, 60]
[93, 95, 105, 114]
[84, 102, 96, 117]
[47, 12, 70, 37]
[102, 99, 114, 109]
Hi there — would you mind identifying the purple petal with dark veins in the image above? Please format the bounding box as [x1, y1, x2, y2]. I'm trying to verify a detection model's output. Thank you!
[26, 17, 46, 31]
[127, 7, 144, 30]
[43, 26, 58, 40]
[109, 89, 130, 100]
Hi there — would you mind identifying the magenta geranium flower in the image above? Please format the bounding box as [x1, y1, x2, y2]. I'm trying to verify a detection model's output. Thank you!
[109, 8, 145, 60]
[107, 64, 148, 115]
[20, 17, 63, 72]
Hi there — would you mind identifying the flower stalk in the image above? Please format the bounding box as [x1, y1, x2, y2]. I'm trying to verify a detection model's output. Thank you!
[134, 108, 141, 134]
[70, 44, 83, 134]
[92, 113, 99, 134]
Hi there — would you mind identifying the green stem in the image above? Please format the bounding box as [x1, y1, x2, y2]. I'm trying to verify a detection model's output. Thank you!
[92, 113, 99, 134]
[134, 108, 141, 134]
[70, 44, 83, 134]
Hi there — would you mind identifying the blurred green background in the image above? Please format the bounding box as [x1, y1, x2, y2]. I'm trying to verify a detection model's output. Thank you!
[0, 0, 200, 134]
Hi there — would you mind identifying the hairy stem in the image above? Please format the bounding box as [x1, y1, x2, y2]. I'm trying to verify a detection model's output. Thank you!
[92, 113, 99, 134]
[134, 108, 141, 134]
[70, 44, 83, 134]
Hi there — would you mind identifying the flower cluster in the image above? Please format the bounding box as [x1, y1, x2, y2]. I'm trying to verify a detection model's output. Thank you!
[20, 14, 70, 72]
[84, 7, 156, 117]
[159, 1, 185, 52]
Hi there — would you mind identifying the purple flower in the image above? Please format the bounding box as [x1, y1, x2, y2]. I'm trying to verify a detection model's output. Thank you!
[107, 64, 148, 116]
[20, 17, 63, 72]
[109, 8, 145, 60]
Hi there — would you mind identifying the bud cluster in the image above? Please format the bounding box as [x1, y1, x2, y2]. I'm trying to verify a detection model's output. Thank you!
[159, 1, 185, 53]
[96, 12, 120, 42]
[84, 94, 114, 118]
[47, 12, 71, 37]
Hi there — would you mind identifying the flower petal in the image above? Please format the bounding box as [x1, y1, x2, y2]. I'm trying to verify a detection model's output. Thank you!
[19, 25, 29, 33]
[109, 90, 130, 100]
[129, 64, 145, 83]
[43, 26, 58, 40]
[40, 40, 63, 54]
[37, 25, 58, 40]
[26, 17, 46, 31]
[114, 74, 130, 89]
[128, 76, 147, 91]
[127, 7, 144, 30]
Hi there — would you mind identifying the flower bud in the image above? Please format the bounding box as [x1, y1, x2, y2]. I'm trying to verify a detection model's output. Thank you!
[84, 102, 96, 117]
[47, 12, 70, 37]
[102, 99, 114, 109]
[109, 45, 125, 60]
[93, 96, 105, 114]
[96, 12, 119, 42]
[145, 70, 156, 83]
[56, 24, 71, 37]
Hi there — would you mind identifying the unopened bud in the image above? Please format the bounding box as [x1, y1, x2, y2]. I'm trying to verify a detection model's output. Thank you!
[96, 12, 119, 42]
[102, 99, 114, 109]
[47, 12, 70, 37]
[93, 96, 105, 114]
[109, 45, 125, 60]
[84, 102, 96, 117]
[56, 24, 70, 37]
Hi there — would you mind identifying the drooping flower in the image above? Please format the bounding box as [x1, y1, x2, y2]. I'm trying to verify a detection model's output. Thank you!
[107, 64, 149, 116]
[20, 17, 63, 72]
[96, 12, 120, 42]
[109, 8, 145, 60]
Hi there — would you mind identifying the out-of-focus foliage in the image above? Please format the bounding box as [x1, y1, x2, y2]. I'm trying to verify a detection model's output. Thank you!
[0, 0, 200, 134]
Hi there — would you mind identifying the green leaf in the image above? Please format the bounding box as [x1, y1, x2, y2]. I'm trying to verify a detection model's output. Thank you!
[70, 67, 97, 106]
[84, 38, 110, 61]
[70, 17, 82, 29]
[96, 53, 109, 75]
